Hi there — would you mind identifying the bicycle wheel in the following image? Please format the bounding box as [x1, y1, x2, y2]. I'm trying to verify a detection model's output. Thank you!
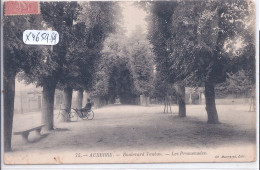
[56, 112, 61, 120]
[57, 111, 68, 122]
[87, 110, 94, 120]
[69, 110, 78, 121]
[81, 111, 88, 120]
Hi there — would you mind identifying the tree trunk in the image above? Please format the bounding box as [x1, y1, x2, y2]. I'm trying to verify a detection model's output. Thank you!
[189, 92, 192, 104]
[82, 91, 88, 106]
[61, 87, 73, 122]
[108, 96, 115, 104]
[41, 81, 57, 130]
[75, 89, 83, 109]
[140, 94, 149, 106]
[4, 73, 15, 152]
[199, 92, 201, 104]
[176, 85, 186, 117]
[205, 82, 220, 124]
[145, 95, 150, 106]
[93, 97, 101, 108]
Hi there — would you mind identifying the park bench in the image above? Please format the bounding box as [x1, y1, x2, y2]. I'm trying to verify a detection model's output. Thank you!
[13, 125, 45, 142]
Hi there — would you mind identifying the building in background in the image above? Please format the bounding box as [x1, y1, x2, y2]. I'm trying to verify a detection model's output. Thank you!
[14, 79, 64, 114]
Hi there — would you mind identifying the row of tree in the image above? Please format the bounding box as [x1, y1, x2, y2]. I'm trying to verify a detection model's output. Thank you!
[91, 27, 154, 105]
[4, 1, 121, 152]
[3, 1, 255, 152]
[144, 0, 255, 122]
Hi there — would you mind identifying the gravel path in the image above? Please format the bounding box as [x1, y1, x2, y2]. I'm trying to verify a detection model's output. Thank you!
[6, 104, 256, 163]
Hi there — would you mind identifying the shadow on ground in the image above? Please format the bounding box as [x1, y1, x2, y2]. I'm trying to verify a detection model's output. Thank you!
[30, 134, 49, 143]
[10, 105, 256, 152]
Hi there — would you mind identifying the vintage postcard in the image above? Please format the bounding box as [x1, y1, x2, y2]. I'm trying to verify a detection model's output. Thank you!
[1, 0, 258, 165]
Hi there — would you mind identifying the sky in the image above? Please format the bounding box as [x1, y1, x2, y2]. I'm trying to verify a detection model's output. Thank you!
[120, 2, 148, 36]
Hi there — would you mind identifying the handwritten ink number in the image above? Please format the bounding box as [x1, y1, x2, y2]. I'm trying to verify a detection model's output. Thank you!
[31, 33, 35, 41]
[24, 31, 58, 44]
[41, 33, 49, 43]
[51, 32, 57, 44]
[35, 32, 40, 42]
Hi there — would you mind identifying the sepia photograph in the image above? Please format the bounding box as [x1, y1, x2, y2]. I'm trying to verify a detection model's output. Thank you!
[1, 0, 258, 165]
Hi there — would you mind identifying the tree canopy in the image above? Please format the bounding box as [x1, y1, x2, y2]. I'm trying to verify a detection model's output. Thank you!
[146, 0, 255, 123]
[3, 13, 47, 151]
[91, 26, 155, 104]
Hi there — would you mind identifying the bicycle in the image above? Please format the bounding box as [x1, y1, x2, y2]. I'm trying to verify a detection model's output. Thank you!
[56, 106, 78, 121]
[70, 108, 94, 120]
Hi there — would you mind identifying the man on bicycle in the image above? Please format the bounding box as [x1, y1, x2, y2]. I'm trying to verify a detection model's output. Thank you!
[81, 99, 92, 117]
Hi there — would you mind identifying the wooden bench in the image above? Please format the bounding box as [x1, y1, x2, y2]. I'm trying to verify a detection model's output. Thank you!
[13, 125, 45, 142]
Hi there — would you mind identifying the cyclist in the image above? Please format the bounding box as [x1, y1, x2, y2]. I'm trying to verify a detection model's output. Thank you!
[81, 99, 92, 117]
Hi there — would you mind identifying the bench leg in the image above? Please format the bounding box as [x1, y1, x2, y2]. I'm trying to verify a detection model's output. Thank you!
[36, 128, 42, 136]
[21, 132, 29, 142]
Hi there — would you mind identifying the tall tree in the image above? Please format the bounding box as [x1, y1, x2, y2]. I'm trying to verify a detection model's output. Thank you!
[146, 0, 255, 122]
[48, 1, 122, 115]
[19, 2, 82, 129]
[168, 0, 255, 123]
[147, 1, 187, 116]
[91, 33, 137, 104]
[91, 27, 155, 105]
[3, 14, 45, 151]
[21, 1, 122, 124]
[128, 27, 155, 105]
